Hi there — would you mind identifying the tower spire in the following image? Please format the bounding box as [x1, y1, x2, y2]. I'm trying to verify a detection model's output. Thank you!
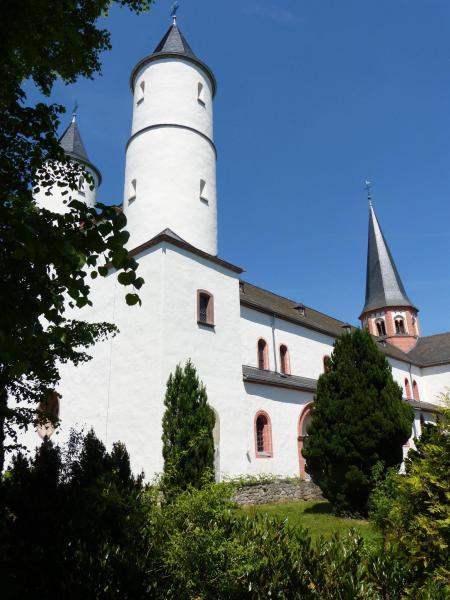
[361, 204, 415, 315]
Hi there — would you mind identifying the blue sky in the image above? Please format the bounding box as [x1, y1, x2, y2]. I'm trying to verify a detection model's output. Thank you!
[30, 0, 450, 335]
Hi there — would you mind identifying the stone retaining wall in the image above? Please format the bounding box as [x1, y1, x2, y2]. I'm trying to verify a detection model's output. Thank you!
[233, 480, 323, 506]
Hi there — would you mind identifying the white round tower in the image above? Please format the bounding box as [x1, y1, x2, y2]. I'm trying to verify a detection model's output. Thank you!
[123, 18, 218, 255]
[34, 114, 101, 214]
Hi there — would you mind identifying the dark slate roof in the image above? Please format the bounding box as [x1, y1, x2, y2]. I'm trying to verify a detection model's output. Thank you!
[130, 22, 216, 96]
[361, 206, 416, 316]
[239, 281, 420, 365]
[240, 281, 348, 338]
[243, 365, 317, 392]
[242, 366, 441, 412]
[408, 332, 450, 367]
[153, 22, 196, 58]
[59, 118, 89, 161]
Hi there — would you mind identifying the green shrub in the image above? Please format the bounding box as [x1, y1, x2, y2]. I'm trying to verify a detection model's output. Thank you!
[303, 329, 413, 516]
[162, 360, 215, 493]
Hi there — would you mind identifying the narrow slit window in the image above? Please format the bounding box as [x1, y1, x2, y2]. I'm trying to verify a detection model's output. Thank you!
[78, 175, 86, 196]
[129, 179, 137, 204]
[197, 290, 214, 326]
[200, 179, 208, 203]
[137, 81, 145, 105]
[198, 82, 206, 105]
[405, 378, 411, 399]
[37, 391, 60, 439]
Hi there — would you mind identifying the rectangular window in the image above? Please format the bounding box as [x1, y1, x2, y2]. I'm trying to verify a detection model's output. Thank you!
[197, 290, 214, 327]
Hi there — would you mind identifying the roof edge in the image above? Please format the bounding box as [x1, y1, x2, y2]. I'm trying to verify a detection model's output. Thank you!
[128, 231, 244, 274]
[130, 52, 217, 97]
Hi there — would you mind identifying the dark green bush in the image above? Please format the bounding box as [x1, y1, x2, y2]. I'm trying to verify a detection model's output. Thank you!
[303, 329, 413, 515]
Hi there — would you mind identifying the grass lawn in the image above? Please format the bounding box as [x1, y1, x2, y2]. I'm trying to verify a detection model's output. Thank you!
[241, 500, 381, 545]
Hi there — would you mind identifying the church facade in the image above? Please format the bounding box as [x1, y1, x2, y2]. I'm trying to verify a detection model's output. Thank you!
[30, 19, 450, 479]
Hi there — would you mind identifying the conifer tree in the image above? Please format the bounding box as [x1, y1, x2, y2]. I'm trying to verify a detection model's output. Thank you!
[162, 360, 215, 491]
[303, 329, 413, 515]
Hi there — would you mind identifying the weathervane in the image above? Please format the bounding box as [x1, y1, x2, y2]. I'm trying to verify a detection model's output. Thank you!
[72, 100, 78, 123]
[364, 180, 373, 207]
[170, 1, 180, 24]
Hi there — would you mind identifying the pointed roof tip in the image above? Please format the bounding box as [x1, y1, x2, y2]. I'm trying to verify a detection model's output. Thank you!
[153, 21, 196, 59]
[361, 205, 417, 316]
[59, 119, 89, 162]
[58, 116, 102, 186]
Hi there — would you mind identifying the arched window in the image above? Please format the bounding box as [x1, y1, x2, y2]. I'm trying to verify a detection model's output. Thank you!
[298, 402, 314, 478]
[279, 344, 290, 375]
[395, 317, 406, 334]
[405, 378, 411, 399]
[323, 355, 331, 373]
[78, 175, 86, 196]
[257, 338, 269, 370]
[197, 290, 214, 327]
[413, 380, 420, 401]
[375, 319, 387, 337]
[37, 391, 60, 439]
[254, 411, 272, 457]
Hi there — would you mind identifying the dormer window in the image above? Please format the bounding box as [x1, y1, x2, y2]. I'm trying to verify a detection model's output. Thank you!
[197, 290, 214, 327]
[375, 319, 387, 337]
[294, 304, 306, 317]
[137, 81, 145, 105]
[394, 317, 406, 335]
[198, 82, 206, 106]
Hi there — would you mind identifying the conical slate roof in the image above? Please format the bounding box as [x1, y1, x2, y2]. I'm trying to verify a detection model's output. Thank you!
[361, 205, 416, 315]
[59, 118, 89, 162]
[130, 20, 216, 96]
[153, 22, 196, 59]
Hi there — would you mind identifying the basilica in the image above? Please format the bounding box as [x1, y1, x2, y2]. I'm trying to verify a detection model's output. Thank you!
[30, 18, 450, 479]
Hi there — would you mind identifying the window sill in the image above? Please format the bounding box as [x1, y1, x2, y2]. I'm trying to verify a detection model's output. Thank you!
[197, 321, 215, 330]
[256, 452, 273, 459]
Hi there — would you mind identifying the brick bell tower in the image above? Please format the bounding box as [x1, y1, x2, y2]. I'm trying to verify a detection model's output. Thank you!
[359, 191, 420, 352]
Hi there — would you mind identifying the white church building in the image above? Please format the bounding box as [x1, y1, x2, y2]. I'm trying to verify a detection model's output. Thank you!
[31, 19, 450, 479]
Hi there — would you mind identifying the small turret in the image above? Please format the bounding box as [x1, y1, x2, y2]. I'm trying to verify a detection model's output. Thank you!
[360, 202, 420, 352]
[35, 112, 101, 214]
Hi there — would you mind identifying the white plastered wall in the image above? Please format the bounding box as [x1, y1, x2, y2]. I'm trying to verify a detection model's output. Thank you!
[34, 161, 98, 214]
[124, 58, 217, 254]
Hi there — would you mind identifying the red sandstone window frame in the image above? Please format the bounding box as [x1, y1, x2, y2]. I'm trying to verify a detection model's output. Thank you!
[37, 391, 60, 439]
[298, 401, 314, 476]
[257, 338, 269, 370]
[413, 380, 420, 401]
[404, 378, 412, 400]
[197, 290, 214, 327]
[254, 411, 273, 458]
[279, 344, 291, 375]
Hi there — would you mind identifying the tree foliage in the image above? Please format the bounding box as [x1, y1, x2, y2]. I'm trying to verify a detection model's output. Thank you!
[303, 329, 414, 515]
[369, 394, 450, 591]
[0, 0, 154, 470]
[162, 360, 216, 492]
[0, 430, 151, 599]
